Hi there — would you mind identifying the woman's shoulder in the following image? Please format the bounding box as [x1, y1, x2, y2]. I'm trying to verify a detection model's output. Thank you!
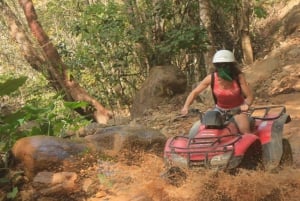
[237, 73, 248, 85]
[237, 72, 246, 79]
[206, 73, 214, 80]
[201, 73, 213, 85]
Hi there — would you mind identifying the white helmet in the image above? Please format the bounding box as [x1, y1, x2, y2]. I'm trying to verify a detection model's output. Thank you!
[212, 50, 235, 63]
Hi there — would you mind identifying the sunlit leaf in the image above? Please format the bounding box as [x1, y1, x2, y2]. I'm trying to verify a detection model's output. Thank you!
[7, 187, 18, 199]
[64, 101, 89, 109]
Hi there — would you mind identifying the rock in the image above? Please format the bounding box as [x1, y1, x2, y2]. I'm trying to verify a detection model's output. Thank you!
[33, 171, 78, 195]
[129, 194, 153, 201]
[131, 65, 186, 118]
[19, 171, 78, 200]
[108, 194, 153, 201]
[11, 135, 87, 178]
[84, 125, 167, 157]
[33, 171, 77, 186]
[19, 189, 36, 201]
[10, 125, 167, 179]
[82, 178, 94, 192]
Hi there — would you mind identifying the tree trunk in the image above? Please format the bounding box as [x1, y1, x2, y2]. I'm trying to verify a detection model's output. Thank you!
[124, 0, 152, 73]
[198, 0, 215, 73]
[1, 0, 112, 124]
[240, 0, 254, 65]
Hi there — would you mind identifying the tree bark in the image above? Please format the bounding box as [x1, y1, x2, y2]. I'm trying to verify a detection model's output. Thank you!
[240, 0, 254, 65]
[1, 0, 112, 124]
[198, 0, 215, 72]
[124, 0, 152, 73]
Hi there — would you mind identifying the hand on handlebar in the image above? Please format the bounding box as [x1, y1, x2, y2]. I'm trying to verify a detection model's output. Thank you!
[181, 107, 189, 116]
[240, 103, 250, 113]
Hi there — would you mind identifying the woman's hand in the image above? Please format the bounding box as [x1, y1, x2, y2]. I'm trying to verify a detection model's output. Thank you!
[240, 103, 250, 112]
[181, 106, 189, 116]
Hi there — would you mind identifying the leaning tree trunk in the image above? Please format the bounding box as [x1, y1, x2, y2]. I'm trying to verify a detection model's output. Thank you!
[1, 0, 111, 124]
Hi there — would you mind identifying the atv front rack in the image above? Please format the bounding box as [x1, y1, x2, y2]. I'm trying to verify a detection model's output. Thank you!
[166, 134, 242, 168]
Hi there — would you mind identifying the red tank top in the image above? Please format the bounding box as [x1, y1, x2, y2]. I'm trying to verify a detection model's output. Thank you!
[212, 72, 244, 109]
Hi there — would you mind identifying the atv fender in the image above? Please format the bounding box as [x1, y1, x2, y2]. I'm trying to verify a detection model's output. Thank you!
[227, 134, 261, 170]
[234, 134, 260, 156]
[262, 113, 291, 170]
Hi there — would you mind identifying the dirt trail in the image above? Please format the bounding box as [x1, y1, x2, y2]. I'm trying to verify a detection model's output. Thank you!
[150, 94, 299, 201]
[102, 8, 300, 199]
[91, 90, 300, 201]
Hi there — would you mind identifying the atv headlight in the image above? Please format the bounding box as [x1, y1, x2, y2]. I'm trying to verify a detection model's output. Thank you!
[210, 151, 233, 167]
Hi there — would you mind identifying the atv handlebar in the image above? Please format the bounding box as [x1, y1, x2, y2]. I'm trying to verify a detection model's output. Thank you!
[172, 109, 202, 121]
[179, 105, 288, 122]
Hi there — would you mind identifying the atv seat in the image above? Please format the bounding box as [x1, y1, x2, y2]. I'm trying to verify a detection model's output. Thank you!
[202, 111, 225, 129]
[202, 110, 256, 132]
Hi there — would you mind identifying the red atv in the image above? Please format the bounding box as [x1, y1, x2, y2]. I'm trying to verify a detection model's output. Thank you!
[163, 105, 292, 175]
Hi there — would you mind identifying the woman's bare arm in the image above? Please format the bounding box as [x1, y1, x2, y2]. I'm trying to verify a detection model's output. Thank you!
[181, 74, 212, 115]
[239, 74, 254, 106]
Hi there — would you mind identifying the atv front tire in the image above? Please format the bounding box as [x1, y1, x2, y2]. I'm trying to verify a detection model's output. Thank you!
[238, 140, 263, 170]
[161, 166, 187, 187]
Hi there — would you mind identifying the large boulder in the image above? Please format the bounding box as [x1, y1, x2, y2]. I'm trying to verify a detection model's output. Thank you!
[11, 135, 87, 178]
[11, 125, 167, 178]
[131, 65, 186, 118]
[84, 124, 167, 157]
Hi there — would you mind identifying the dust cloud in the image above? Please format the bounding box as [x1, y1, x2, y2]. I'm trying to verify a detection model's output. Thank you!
[108, 153, 300, 201]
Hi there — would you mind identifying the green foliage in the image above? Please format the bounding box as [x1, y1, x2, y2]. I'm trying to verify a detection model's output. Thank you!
[159, 26, 208, 55]
[0, 99, 90, 151]
[211, 0, 239, 13]
[211, 0, 268, 17]
[63, 0, 209, 107]
[0, 177, 10, 184]
[211, 0, 269, 20]
[0, 75, 90, 198]
[6, 187, 18, 199]
[66, 1, 139, 108]
[0, 76, 27, 96]
[14, 0, 210, 111]
[254, 6, 268, 18]
[253, 0, 272, 19]
[64, 101, 89, 109]
[0, 77, 90, 152]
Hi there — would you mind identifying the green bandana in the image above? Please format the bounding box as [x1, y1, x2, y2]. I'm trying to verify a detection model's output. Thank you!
[218, 67, 233, 81]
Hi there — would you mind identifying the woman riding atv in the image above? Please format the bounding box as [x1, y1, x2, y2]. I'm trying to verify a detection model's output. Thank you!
[181, 50, 254, 136]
